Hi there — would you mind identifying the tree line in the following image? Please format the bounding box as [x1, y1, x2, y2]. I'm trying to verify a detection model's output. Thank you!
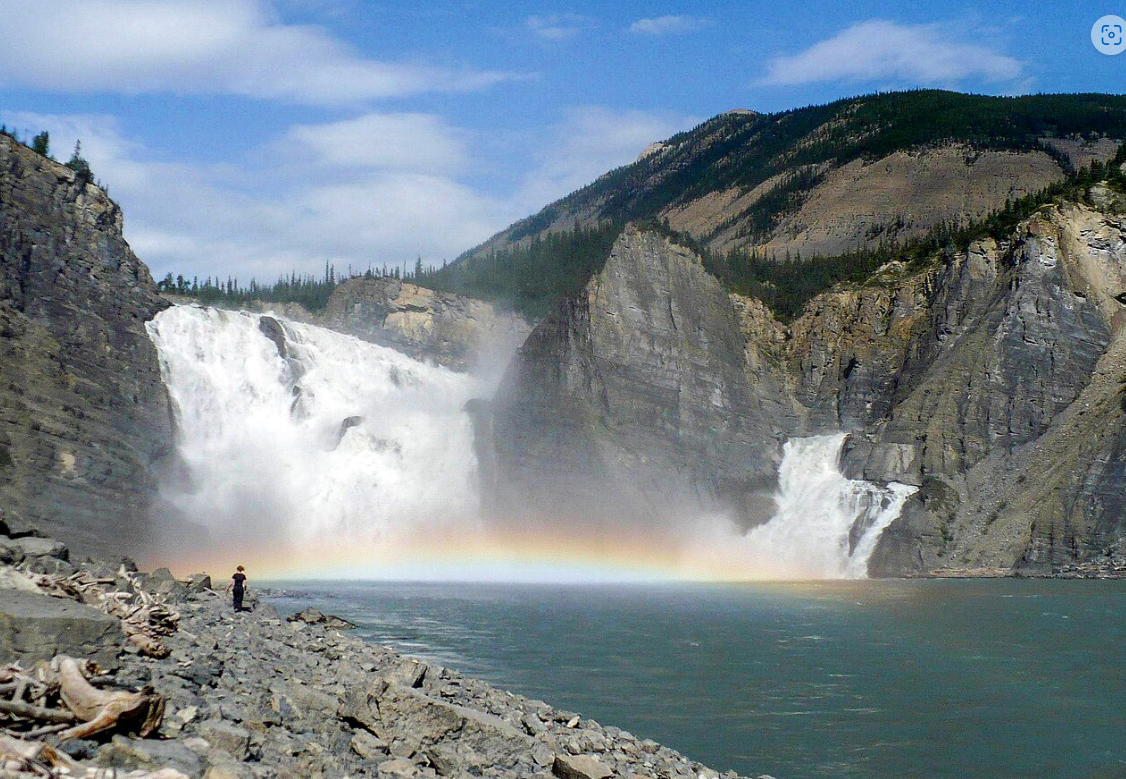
[0, 121, 97, 187]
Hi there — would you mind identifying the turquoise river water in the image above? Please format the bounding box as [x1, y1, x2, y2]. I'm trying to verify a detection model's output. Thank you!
[265, 580, 1126, 779]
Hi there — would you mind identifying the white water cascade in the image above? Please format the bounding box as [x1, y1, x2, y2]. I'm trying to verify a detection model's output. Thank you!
[147, 305, 914, 580]
[146, 305, 484, 569]
[739, 434, 917, 578]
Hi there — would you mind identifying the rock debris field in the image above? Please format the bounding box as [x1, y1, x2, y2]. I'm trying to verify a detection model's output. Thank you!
[0, 526, 767, 779]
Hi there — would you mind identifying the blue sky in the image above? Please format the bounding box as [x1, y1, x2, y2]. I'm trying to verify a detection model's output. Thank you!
[0, 0, 1121, 283]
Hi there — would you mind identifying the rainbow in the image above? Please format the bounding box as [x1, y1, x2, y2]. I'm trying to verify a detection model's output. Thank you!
[140, 520, 813, 584]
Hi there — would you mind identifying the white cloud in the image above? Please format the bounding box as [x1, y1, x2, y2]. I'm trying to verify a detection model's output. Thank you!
[5, 106, 695, 283]
[628, 15, 710, 36]
[0, 0, 515, 105]
[525, 14, 595, 41]
[6, 110, 507, 281]
[284, 113, 470, 173]
[515, 107, 699, 210]
[759, 20, 1023, 87]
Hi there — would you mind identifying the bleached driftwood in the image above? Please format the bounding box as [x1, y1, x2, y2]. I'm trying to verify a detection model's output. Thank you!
[0, 657, 164, 743]
[53, 656, 164, 741]
[17, 567, 180, 659]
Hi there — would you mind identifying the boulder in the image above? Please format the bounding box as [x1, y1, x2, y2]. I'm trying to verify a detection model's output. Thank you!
[376, 757, 419, 778]
[351, 730, 389, 761]
[186, 573, 213, 593]
[553, 755, 614, 779]
[0, 589, 119, 667]
[0, 539, 24, 565]
[287, 607, 325, 624]
[154, 578, 191, 603]
[197, 720, 251, 760]
[382, 658, 427, 689]
[0, 508, 39, 538]
[97, 735, 206, 779]
[9, 535, 69, 560]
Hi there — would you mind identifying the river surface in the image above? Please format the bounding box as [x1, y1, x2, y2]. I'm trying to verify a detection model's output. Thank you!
[265, 579, 1126, 779]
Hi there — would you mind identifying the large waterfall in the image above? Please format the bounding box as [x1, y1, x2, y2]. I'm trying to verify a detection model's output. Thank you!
[147, 305, 914, 580]
[146, 305, 485, 572]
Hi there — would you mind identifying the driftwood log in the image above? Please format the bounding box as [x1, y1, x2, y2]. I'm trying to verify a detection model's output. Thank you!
[10, 567, 181, 659]
[0, 657, 165, 744]
[0, 733, 84, 776]
[54, 656, 164, 741]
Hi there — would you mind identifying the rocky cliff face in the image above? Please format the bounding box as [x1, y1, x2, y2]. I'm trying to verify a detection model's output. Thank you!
[858, 193, 1126, 575]
[0, 135, 176, 557]
[490, 192, 1126, 576]
[489, 226, 802, 527]
[319, 277, 529, 372]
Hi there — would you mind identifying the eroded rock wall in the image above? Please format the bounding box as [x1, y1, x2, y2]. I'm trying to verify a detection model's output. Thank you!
[0, 136, 176, 557]
[319, 277, 530, 372]
[490, 226, 802, 527]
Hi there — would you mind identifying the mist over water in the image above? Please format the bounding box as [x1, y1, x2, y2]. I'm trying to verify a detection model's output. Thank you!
[146, 305, 915, 580]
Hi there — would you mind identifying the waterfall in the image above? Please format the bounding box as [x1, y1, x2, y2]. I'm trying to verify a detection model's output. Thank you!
[146, 305, 484, 559]
[146, 305, 914, 580]
[741, 434, 917, 578]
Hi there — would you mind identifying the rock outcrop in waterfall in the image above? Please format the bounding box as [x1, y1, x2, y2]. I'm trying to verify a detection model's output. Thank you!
[0, 135, 177, 557]
[485, 185, 1126, 577]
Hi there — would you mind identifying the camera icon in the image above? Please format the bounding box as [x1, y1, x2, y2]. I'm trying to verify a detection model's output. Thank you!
[1093, 15, 1126, 54]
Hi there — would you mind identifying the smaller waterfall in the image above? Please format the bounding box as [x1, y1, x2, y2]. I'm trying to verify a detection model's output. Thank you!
[743, 434, 916, 578]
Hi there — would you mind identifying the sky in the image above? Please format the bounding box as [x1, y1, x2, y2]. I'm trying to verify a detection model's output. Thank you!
[0, 0, 1121, 284]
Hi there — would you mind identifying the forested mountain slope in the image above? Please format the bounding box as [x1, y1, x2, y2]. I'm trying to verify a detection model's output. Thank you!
[432, 91, 1126, 318]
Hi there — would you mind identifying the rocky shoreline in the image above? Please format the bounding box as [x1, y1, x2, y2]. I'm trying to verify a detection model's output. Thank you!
[0, 526, 765, 779]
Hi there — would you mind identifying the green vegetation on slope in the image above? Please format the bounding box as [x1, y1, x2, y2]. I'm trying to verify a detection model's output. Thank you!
[703, 148, 1126, 321]
[158, 264, 355, 312]
[431, 91, 1126, 321]
[424, 223, 621, 319]
[500, 91, 1126, 247]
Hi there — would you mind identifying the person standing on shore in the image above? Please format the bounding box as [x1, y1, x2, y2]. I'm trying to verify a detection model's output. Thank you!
[227, 565, 248, 612]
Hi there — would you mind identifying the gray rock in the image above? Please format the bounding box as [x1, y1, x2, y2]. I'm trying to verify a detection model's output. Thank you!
[553, 754, 613, 779]
[287, 607, 325, 624]
[351, 730, 389, 760]
[97, 735, 206, 778]
[10, 535, 69, 560]
[186, 573, 213, 592]
[489, 226, 796, 530]
[0, 540, 25, 566]
[203, 761, 254, 779]
[0, 135, 179, 559]
[377, 757, 420, 778]
[0, 589, 120, 667]
[198, 720, 251, 760]
[382, 658, 427, 689]
[318, 276, 530, 372]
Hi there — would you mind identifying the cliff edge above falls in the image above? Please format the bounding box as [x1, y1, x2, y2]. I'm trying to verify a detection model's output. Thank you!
[319, 276, 530, 372]
[0, 134, 177, 558]
[181, 276, 531, 373]
[488, 189, 1126, 577]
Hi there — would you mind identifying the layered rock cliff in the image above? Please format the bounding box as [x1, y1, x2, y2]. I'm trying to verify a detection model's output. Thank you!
[489, 226, 802, 526]
[0, 135, 176, 557]
[319, 276, 529, 372]
[488, 189, 1126, 576]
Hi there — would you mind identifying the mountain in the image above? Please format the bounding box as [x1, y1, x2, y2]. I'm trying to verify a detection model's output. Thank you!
[482, 166, 1126, 576]
[432, 91, 1126, 318]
